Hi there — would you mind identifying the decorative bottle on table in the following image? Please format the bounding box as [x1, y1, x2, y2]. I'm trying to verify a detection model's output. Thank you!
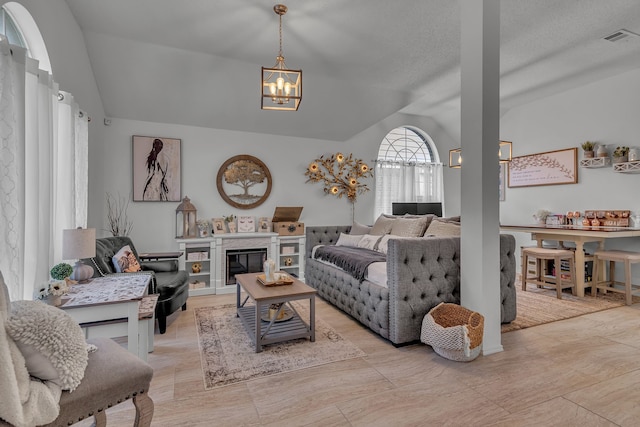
[263, 259, 275, 282]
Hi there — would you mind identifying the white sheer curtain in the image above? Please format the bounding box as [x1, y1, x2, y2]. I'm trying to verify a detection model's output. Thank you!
[0, 38, 88, 300]
[374, 161, 444, 219]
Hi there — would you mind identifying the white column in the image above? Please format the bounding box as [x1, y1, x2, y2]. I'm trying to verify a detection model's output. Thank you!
[459, 0, 502, 354]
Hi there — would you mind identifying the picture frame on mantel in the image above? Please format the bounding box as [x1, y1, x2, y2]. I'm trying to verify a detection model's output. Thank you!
[237, 216, 255, 233]
[132, 135, 182, 201]
[508, 147, 577, 188]
[212, 218, 226, 234]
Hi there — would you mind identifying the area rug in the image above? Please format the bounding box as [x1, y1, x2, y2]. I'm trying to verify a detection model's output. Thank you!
[501, 282, 639, 333]
[195, 303, 366, 389]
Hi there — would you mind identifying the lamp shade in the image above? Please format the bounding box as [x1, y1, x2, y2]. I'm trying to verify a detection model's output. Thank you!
[63, 228, 96, 282]
[63, 228, 96, 259]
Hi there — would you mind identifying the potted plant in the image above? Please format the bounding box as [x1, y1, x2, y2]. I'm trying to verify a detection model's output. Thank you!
[50, 262, 73, 280]
[612, 146, 629, 163]
[36, 279, 70, 306]
[223, 214, 236, 233]
[532, 209, 551, 225]
[581, 141, 595, 158]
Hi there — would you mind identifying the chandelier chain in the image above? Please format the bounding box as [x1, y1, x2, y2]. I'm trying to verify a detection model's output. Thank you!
[279, 13, 283, 57]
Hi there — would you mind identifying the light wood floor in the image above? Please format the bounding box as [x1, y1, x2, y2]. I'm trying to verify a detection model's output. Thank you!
[84, 293, 640, 426]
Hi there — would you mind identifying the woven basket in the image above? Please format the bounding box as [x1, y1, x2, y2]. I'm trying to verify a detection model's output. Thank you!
[420, 302, 484, 362]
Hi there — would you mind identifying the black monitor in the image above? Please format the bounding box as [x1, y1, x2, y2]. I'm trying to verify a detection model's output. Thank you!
[392, 202, 442, 217]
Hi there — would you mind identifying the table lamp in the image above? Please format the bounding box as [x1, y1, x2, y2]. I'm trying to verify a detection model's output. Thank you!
[63, 227, 96, 282]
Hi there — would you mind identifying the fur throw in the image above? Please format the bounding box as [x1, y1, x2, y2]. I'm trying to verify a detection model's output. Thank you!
[0, 271, 62, 427]
[6, 300, 88, 391]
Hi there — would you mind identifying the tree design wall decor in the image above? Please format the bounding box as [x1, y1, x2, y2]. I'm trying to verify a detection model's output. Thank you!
[217, 155, 272, 209]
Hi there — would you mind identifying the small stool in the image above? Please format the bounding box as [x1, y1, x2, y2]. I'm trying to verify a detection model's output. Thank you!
[521, 247, 576, 299]
[591, 250, 640, 305]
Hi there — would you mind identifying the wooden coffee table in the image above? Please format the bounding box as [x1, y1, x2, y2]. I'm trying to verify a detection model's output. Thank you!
[235, 272, 316, 353]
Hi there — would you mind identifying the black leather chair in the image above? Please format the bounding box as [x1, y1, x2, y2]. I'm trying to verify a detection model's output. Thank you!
[83, 236, 189, 334]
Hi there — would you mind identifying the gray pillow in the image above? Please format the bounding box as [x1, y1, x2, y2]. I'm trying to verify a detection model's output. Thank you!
[357, 234, 382, 250]
[350, 221, 372, 235]
[390, 216, 432, 237]
[370, 215, 395, 235]
[425, 219, 461, 237]
[335, 233, 363, 247]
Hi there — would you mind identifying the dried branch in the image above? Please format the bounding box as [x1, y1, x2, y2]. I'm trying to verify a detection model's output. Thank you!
[105, 192, 133, 236]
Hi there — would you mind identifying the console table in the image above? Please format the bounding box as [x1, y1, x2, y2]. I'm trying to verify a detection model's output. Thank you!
[501, 224, 640, 297]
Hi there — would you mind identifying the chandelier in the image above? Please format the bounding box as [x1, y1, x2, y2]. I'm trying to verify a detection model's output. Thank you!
[261, 4, 302, 111]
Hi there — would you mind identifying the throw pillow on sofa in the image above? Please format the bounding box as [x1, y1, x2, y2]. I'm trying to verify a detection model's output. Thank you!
[112, 245, 142, 273]
[357, 234, 382, 251]
[424, 219, 461, 237]
[335, 233, 363, 247]
[390, 216, 433, 237]
[376, 234, 414, 254]
[349, 220, 372, 235]
[370, 215, 396, 235]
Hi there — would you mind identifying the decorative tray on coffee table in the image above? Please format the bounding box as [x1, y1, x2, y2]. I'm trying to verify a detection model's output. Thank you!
[256, 272, 294, 286]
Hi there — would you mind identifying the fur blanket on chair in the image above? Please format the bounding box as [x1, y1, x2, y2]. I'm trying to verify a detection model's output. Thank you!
[0, 272, 61, 427]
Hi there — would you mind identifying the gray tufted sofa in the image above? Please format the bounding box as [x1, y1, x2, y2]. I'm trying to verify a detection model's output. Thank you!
[305, 226, 517, 345]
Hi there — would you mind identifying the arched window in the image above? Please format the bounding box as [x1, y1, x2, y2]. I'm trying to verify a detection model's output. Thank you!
[0, 7, 26, 47]
[374, 126, 444, 218]
[0, 3, 88, 300]
[1, 2, 51, 71]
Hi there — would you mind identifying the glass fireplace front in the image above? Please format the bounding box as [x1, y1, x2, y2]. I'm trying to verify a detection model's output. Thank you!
[225, 248, 267, 285]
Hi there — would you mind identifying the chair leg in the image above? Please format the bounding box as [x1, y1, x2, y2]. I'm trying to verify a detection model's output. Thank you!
[94, 411, 107, 427]
[133, 392, 154, 427]
[521, 254, 528, 291]
[182, 302, 187, 311]
[625, 260, 632, 305]
[157, 314, 167, 334]
[569, 257, 577, 296]
[592, 255, 599, 297]
[555, 256, 562, 299]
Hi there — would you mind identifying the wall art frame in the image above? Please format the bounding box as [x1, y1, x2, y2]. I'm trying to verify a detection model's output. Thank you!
[216, 155, 272, 209]
[132, 135, 182, 201]
[508, 147, 578, 188]
[499, 162, 506, 201]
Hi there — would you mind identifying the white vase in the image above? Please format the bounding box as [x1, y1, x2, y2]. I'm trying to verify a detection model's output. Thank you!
[597, 145, 608, 158]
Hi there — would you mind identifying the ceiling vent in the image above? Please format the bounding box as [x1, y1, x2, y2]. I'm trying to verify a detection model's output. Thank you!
[602, 29, 640, 43]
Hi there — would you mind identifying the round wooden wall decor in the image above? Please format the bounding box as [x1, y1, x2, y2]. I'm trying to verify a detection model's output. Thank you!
[216, 155, 272, 209]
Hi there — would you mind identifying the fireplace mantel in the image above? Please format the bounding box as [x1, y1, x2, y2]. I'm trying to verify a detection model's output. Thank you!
[177, 232, 305, 295]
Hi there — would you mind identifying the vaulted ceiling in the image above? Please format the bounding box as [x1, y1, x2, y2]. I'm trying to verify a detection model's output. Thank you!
[64, 0, 640, 141]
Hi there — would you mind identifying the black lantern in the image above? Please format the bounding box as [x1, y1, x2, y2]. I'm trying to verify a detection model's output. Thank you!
[176, 196, 197, 238]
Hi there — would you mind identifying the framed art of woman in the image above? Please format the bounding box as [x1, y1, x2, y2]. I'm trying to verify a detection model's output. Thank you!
[132, 135, 182, 201]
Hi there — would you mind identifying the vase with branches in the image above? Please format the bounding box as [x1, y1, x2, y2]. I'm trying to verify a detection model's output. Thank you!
[304, 152, 373, 221]
[105, 192, 133, 236]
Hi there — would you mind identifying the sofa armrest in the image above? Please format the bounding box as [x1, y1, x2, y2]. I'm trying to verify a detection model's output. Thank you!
[387, 237, 461, 344]
[305, 226, 351, 259]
